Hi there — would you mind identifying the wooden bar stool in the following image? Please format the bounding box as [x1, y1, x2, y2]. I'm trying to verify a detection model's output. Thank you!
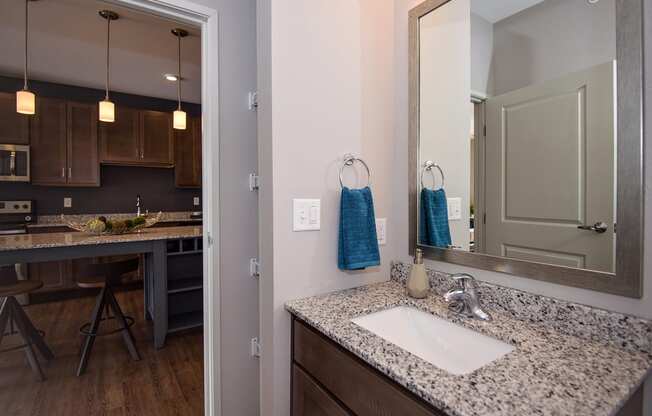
[0, 278, 55, 381]
[76, 258, 141, 376]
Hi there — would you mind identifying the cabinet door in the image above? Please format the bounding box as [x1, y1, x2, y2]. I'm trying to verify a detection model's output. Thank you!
[30, 97, 67, 185]
[174, 116, 202, 188]
[29, 261, 71, 293]
[140, 110, 173, 166]
[293, 365, 352, 416]
[0, 92, 30, 144]
[99, 106, 140, 164]
[67, 102, 100, 186]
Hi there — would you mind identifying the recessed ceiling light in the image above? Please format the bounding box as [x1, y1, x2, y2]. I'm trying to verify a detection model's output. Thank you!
[164, 73, 179, 82]
[587, 0, 600, 4]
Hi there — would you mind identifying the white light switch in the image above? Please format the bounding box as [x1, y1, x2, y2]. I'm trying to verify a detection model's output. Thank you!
[193, 197, 200, 206]
[64, 197, 72, 208]
[447, 198, 462, 220]
[293, 199, 320, 231]
[376, 218, 387, 245]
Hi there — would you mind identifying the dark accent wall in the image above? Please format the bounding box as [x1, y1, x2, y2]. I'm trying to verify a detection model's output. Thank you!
[0, 166, 200, 215]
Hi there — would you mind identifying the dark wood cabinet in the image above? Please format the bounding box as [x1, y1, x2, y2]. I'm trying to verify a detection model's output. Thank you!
[140, 110, 173, 165]
[0, 91, 30, 144]
[31, 98, 100, 187]
[293, 365, 352, 416]
[174, 116, 202, 188]
[30, 97, 68, 185]
[29, 261, 72, 293]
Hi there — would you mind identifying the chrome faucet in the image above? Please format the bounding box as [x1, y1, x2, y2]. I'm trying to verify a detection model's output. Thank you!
[136, 194, 142, 217]
[444, 273, 491, 321]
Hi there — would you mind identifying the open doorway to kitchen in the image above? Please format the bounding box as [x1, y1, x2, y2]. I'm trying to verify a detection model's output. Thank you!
[0, 0, 220, 414]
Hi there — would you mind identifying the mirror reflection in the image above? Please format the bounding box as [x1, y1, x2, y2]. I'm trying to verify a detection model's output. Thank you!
[417, 0, 616, 273]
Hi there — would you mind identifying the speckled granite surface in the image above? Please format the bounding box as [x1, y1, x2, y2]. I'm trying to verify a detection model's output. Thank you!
[29, 211, 201, 228]
[0, 225, 202, 252]
[286, 272, 651, 416]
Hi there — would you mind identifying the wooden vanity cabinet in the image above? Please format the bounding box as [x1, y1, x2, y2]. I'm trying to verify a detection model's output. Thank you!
[30, 98, 99, 186]
[174, 116, 202, 188]
[0, 92, 30, 144]
[292, 317, 445, 416]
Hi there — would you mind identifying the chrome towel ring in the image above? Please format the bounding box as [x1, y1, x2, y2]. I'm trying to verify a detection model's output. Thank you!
[421, 160, 445, 190]
[339, 154, 372, 189]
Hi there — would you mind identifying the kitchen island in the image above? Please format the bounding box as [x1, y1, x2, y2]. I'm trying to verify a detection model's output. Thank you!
[0, 225, 203, 349]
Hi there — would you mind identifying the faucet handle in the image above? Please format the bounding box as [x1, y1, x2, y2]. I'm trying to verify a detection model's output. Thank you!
[450, 273, 475, 290]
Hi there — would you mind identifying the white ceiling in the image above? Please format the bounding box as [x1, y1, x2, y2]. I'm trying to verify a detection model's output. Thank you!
[471, 0, 545, 23]
[0, 0, 201, 103]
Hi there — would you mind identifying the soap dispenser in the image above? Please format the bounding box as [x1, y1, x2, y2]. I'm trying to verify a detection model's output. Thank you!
[407, 248, 429, 298]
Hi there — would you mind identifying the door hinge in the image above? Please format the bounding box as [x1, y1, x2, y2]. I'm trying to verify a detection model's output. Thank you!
[249, 173, 260, 191]
[483, 213, 486, 224]
[250, 337, 261, 358]
[248, 91, 259, 111]
[483, 124, 487, 137]
[249, 258, 260, 278]
[207, 232, 214, 247]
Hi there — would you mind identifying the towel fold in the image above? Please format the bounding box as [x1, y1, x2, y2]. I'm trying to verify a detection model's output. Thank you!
[419, 188, 452, 248]
[338, 186, 381, 270]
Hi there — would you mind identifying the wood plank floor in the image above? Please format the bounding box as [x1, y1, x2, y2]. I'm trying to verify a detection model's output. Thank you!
[0, 290, 204, 416]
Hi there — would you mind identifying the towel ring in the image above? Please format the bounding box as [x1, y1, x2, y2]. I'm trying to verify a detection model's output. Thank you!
[339, 154, 372, 189]
[421, 161, 445, 190]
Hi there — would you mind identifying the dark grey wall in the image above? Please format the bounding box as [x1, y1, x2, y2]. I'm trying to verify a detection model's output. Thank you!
[0, 166, 200, 215]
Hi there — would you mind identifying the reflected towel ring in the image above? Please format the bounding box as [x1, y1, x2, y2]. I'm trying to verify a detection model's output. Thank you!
[421, 161, 445, 190]
[339, 154, 372, 189]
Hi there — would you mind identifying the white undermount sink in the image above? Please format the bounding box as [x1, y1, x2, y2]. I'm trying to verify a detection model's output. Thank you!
[351, 306, 514, 375]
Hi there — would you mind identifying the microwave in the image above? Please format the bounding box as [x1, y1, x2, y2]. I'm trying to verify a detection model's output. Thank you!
[0, 144, 30, 182]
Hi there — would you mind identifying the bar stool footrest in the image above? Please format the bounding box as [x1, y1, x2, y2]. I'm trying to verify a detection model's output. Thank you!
[79, 316, 135, 337]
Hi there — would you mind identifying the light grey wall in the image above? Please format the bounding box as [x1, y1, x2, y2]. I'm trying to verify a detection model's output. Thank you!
[189, 0, 259, 414]
[257, 1, 396, 414]
[470, 12, 493, 96]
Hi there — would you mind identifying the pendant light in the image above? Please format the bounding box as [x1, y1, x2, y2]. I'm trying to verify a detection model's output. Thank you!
[171, 28, 188, 130]
[99, 10, 118, 123]
[16, 0, 37, 115]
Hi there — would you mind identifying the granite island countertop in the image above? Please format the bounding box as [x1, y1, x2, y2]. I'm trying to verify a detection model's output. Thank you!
[0, 225, 202, 252]
[285, 280, 651, 416]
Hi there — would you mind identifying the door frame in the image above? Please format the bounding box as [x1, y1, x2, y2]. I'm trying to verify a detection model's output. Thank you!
[106, 0, 220, 414]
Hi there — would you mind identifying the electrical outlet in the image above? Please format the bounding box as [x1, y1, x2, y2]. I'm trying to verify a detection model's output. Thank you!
[63, 197, 72, 208]
[376, 218, 387, 245]
[193, 197, 200, 206]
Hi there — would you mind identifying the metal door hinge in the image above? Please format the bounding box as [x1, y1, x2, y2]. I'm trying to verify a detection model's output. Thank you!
[250, 337, 261, 358]
[249, 258, 260, 278]
[483, 213, 486, 224]
[249, 173, 260, 191]
[483, 125, 487, 137]
[248, 91, 259, 111]
[207, 232, 214, 247]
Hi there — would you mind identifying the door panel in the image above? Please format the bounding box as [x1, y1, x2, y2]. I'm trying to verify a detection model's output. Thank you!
[0, 92, 30, 144]
[30, 97, 67, 185]
[140, 110, 173, 166]
[99, 106, 140, 163]
[484, 61, 615, 272]
[29, 261, 71, 293]
[67, 102, 99, 186]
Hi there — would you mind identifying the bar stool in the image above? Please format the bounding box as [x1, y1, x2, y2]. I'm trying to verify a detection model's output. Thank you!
[0, 278, 55, 381]
[76, 258, 141, 376]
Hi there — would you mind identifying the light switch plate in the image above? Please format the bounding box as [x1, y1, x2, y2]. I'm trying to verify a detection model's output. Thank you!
[63, 197, 72, 208]
[447, 197, 462, 220]
[293, 199, 321, 231]
[193, 197, 200, 206]
[376, 218, 387, 245]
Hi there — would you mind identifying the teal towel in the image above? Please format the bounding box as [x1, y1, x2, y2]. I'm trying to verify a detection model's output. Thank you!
[338, 187, 380, 270]
[419, 188, 452, 248]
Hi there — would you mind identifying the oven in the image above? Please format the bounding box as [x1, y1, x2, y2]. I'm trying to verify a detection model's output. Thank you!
[0, 200, 35, 305]
[0, 144, 30, 182]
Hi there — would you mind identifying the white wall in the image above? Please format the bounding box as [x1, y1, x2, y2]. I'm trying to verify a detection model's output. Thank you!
[257, 1, 396, 414]
[470, 12, 493, 96]
[419, 0, 471, 250]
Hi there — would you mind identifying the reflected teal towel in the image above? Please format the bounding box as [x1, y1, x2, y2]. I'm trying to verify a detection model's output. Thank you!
[338, 187, 380, 270]
[419, 188, 452, 248]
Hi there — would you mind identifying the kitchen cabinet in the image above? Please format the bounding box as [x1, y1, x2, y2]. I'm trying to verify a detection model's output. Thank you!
[100, 108, 174, 167]
[29, 261, 72, 293]
[0, 92, 30, 144]
[174, 116, 202, 188]
[31, 98, 100, 186]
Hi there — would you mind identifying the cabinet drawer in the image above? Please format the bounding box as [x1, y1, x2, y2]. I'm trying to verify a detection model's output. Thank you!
[293, 318, 444, 416]
[293, 364, 351, 416]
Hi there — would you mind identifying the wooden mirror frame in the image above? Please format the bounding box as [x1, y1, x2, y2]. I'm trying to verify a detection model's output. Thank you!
[408, 0, 644, 297]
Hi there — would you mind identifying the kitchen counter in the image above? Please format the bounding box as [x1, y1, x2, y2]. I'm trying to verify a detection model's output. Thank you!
[285, 278, 651, 416]
[0, 225, 202, 252]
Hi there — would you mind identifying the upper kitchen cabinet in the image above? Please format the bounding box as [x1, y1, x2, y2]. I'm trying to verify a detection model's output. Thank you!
[100, 107, 174, 167]
[31, 98, 100, 187]
[0, 92, 30, 144]
[174, 116, 201, 188]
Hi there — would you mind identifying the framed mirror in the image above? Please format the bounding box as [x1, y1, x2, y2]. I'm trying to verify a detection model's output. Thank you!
[408, 0, 644, 297]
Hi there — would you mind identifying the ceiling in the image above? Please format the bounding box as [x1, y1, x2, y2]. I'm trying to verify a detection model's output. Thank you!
[0, 0, 201, 103]
[471, 0, 545, 23]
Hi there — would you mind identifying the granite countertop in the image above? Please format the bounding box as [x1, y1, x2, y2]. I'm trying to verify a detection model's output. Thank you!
[285, 279, 652, 416]
[0, 225, 202, 252]
[27, 211, 202, 229]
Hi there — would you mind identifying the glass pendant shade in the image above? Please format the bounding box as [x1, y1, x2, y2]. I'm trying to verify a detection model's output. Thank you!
[99, 99, 115, 122]
[173, 109, 187, 130]
[16, 90, 35, 115]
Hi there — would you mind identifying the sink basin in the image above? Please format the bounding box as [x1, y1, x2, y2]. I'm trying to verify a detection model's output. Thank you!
[351, 306, 514, 375]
